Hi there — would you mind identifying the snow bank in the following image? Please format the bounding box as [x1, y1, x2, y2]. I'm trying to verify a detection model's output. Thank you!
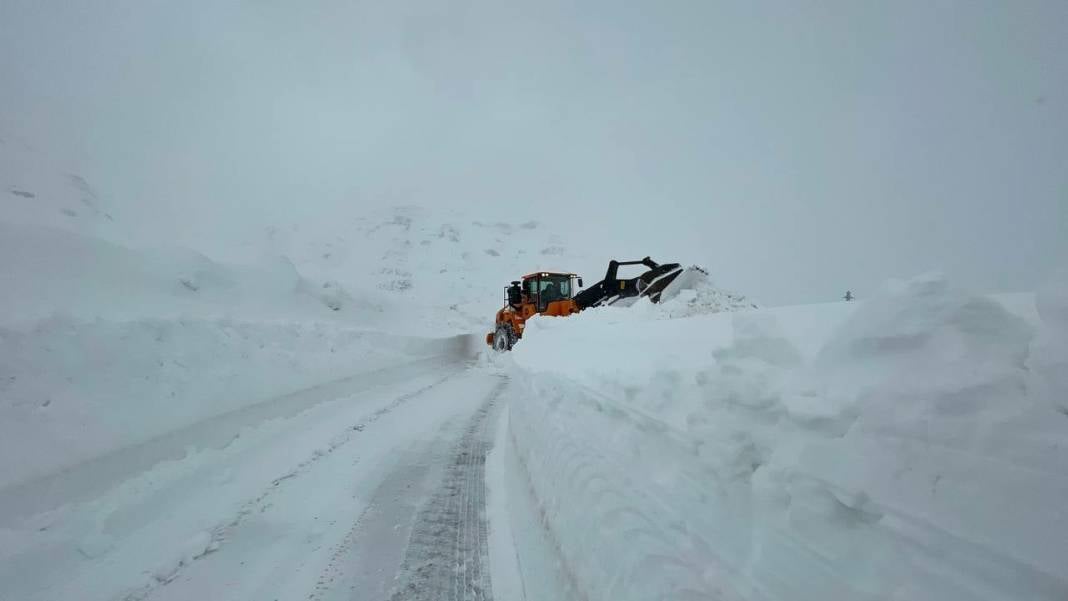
[0, 220, 480, 522]
[0, 222, 364, 324]
[0, 317, 472, 493]
[508, 274, 1068, 601]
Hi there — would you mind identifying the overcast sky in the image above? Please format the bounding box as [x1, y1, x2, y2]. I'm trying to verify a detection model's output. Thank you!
[2, 0, 1065, 304]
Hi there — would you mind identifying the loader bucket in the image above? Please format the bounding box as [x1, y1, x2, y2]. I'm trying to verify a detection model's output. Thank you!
[637, 262, 684, 303]
[575, 257, 685, 309]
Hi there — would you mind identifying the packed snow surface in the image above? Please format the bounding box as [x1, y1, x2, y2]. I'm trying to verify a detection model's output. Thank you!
[506, 273, 1068, 601]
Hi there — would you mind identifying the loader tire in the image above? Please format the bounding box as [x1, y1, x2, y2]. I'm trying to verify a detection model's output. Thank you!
[492, 325, 514, 352]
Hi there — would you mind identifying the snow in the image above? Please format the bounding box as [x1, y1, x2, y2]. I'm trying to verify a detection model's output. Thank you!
[0, 221, 482, 495]
[0, 138, 124, 243]
[0, 143, 492, 600]
[506, 273, 1068, 601]
[1031, 270, 1068, 414]
[0, 364, 494, 601]
[214, 204, 609, 336]
[4, 133, 1067, 600]
[485, 405, 533, 601]
[0, 222, 366, 324]
[654, 265, 757, 317]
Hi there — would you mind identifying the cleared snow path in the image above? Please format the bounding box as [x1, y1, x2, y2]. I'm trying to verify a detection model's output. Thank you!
[1, 355, 513, 601]
[302, 377, 504, 601]
[385, 379, 502, 601]
[0, 354, 465, 525]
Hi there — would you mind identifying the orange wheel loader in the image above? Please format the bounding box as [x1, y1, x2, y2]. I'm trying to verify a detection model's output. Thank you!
[486, 257, 684, 351]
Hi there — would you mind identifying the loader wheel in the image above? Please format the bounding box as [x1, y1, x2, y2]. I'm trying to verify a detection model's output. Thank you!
[492, 325, 514, 352]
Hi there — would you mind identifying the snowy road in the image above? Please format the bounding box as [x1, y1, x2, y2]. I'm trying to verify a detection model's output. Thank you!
[1, 357, 515, 601]
[6, 283, 1065, 601]
[385, 384, 500, 601]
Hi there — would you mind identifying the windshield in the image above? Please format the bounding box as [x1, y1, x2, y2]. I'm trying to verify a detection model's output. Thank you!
[526, 274, 572, 309]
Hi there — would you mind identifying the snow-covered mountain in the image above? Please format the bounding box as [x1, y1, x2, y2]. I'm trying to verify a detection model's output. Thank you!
[0, 139, 473, 510]
[2, 131, 752, 334]
[250, 205, 595, 332]
[248, 204, 755, 335]
[0, 136, 123, 243]
[0, 135, 374, 324]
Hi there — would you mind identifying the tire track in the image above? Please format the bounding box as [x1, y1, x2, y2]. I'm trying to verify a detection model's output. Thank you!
[388, 378, 505, 601]
[0, 355, 464, 526]
[124, 370, 461, 601]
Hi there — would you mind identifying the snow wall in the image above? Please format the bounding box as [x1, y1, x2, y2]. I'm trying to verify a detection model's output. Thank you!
[0, 222, 481, 523]
[507, 274, 1068, 601]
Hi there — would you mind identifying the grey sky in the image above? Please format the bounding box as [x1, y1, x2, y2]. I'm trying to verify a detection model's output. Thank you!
[2, 0, 1066, 304]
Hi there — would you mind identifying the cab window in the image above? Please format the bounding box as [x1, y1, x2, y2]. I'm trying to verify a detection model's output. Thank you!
[533, 275, 572, 310]
[539, 277, 570, 298]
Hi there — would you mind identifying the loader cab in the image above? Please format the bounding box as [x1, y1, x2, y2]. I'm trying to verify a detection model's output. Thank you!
[522, 272, 582, 314]
[487, 270, 584, 349]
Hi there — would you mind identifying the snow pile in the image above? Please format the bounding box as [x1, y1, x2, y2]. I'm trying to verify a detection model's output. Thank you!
[655, 266, 758, 317]
[507, 274, 1068, 601]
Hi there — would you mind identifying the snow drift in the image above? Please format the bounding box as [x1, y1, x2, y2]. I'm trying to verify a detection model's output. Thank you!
[506, 273, 1068, 601]
[0, 218, 479, 523]
[0, 222, 364, 324]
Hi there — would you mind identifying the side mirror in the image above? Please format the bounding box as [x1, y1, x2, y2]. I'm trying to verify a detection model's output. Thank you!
[577, 278, 583, 288]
